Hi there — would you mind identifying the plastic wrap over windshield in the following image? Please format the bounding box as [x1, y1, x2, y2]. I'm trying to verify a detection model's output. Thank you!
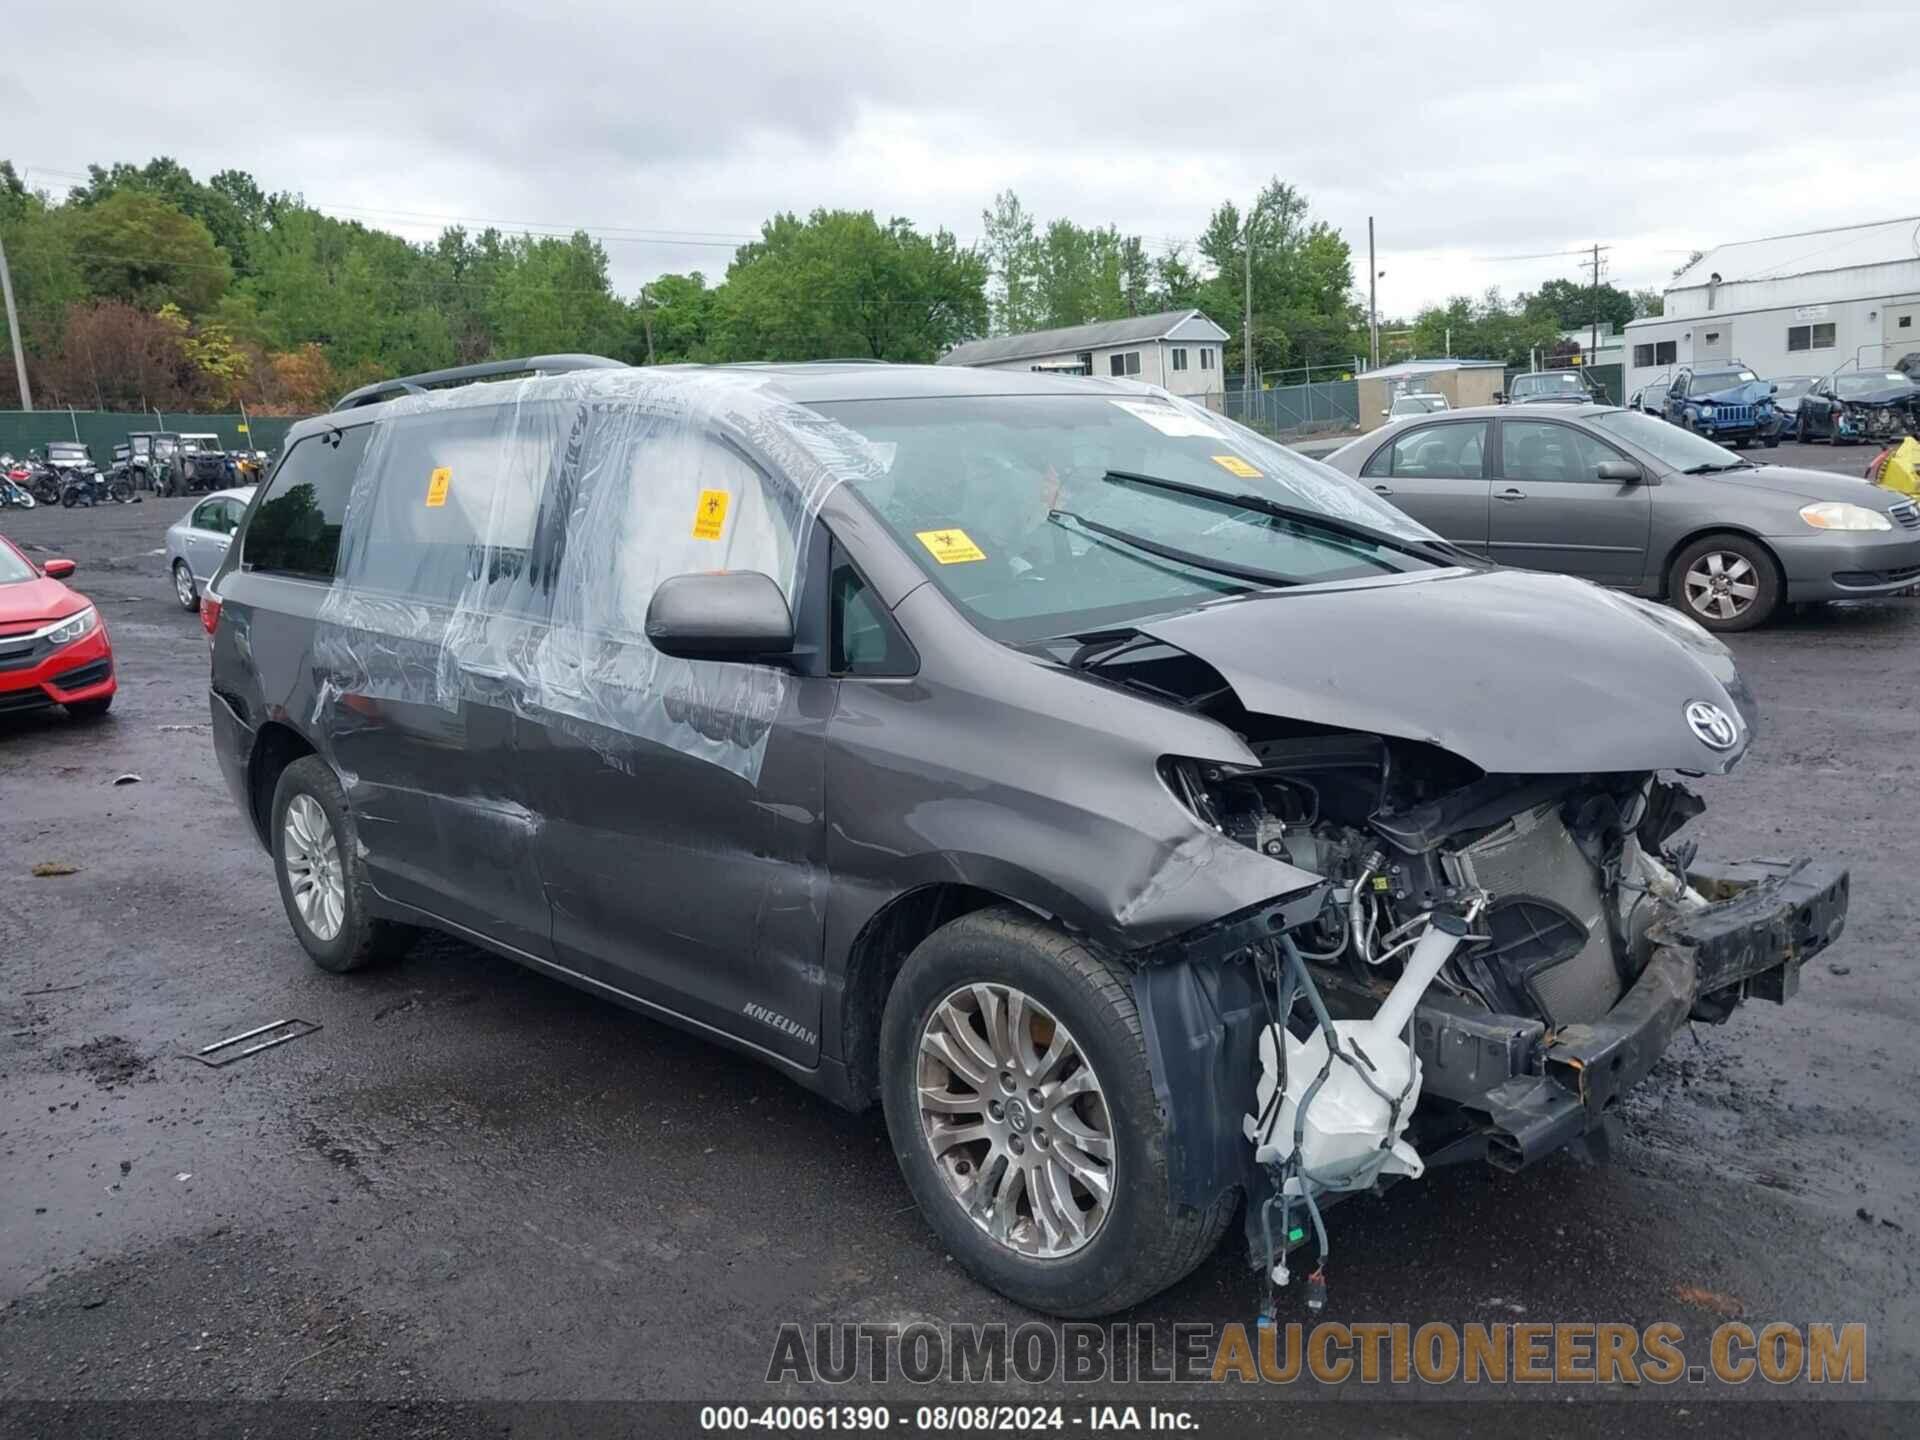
[313, 368, 881, 784]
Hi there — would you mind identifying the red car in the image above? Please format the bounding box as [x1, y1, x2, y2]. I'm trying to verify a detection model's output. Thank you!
[0, 532, 115, 719]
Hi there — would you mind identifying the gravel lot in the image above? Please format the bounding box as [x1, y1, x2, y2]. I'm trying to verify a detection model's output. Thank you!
[2, 439, 1915, 1432]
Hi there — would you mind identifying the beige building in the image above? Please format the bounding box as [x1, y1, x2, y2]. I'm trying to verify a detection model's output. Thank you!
[939, 310, 1230, 403]
[1356, 359, 1507, 433]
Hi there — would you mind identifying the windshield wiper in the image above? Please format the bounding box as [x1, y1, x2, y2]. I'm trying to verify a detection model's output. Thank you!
[1679, 460, 1756, 474]
[1049, 509, 1298, 588]
[1098, 469, 1474, 567]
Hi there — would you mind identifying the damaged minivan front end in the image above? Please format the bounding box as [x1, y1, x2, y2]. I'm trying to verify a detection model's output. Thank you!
[1098, 569, 1847, 1304]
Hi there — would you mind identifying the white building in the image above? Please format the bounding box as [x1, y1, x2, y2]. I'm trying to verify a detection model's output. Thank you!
[1623, 217, 1920, 395]
[939, 309, 1230, 402]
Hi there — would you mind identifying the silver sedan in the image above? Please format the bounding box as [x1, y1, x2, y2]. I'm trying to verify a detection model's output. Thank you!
[164, 486, 255, 611]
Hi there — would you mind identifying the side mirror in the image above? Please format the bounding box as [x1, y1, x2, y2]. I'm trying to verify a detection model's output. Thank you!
[1769, 382, 1779, 395]
[1596, 460, 1644, 484]
[43, 558, 77, 579]
[1380, 409, 1391, 417]
[645, 571, 793, 661]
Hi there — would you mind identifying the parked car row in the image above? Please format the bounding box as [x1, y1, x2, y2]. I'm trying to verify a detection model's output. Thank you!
[1324, 399, 1920, 631]
[1628, 364, 1920, 446]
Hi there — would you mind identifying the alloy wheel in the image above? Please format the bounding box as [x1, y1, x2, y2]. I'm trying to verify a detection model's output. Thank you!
[1683, 550, 1758, 622]
[283, 794, 345, 941]
[174, 565, 196, 609]
[916, 982, 1115, 1259]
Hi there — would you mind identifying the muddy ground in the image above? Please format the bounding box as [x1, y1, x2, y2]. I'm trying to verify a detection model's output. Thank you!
[1, 443, 1914, 1435]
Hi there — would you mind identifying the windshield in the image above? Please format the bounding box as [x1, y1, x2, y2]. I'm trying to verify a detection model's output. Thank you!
[184, 435, 224, 450]
[1772, 377, 1812, 399]
[1513, 373, 1585, 395]
[1393, 395, 1448, 414]
[1590, 408, 1744, 471]
[1693, 369, 1759, 391]
[814, 394, 1444, 643]
[48, 443, 87, 459]
[0, 542, 36, 584]
[1835, 372, 1914, 397]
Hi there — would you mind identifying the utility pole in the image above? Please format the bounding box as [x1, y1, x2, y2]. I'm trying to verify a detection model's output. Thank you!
[640, 285, 657, 365]
[0, 231, 31, 412]
[1367, 217, 1379, 371]
[1243, 220, 1255, 401]
[1589, 242, 1601, 368]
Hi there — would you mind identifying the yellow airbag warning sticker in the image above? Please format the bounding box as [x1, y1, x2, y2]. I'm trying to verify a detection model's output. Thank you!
[1211, 454, 1263, 479]
[692, 489, 731, 540]
[915, 528, 987, 564]
[426, 467, 451, 508]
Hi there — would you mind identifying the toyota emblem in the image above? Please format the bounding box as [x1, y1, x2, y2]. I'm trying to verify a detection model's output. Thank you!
[1685, 700, 1739, 751]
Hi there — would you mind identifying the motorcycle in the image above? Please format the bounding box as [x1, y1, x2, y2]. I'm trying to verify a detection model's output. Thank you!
[27, 461, 63, 507]
[0, 455, 36, 509]
[59, 467, 136, 508]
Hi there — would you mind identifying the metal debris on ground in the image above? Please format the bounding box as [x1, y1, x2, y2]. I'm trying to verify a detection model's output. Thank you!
[30, 862, 79, 877]
[191, 1018, 322, 1068]
[111, 773, 141, 786]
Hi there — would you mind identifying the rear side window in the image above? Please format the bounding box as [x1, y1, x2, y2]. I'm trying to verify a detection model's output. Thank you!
[244, 427, 371, 579]
[1367, 423, 1486, 479]
[345, 400, 561, 611]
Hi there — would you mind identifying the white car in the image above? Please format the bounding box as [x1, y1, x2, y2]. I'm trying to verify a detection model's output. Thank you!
[164, 486, 255, 611]
[1383, 393, 1451, 423]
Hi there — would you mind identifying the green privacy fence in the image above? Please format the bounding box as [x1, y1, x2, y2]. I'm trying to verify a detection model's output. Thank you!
[0, 410, 300, 464]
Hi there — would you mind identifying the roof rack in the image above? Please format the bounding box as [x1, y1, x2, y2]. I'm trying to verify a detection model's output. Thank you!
[331, 354, 626, 411]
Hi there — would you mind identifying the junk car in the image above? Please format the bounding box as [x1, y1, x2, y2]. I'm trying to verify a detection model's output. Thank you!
[205, 356, 1849, 1317]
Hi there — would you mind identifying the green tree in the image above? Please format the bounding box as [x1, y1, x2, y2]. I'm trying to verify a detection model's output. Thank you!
[710, 210, 986, 362]
[1192, 179, 1360, 376]
[980, 190, 1044, 336]
[640, 272, 721, 363]
[1407, 288, 1562, 368]
[69, 191, 231, 313]
[1526, 277, 1636, 333]
[1630, 287, 1664, 319]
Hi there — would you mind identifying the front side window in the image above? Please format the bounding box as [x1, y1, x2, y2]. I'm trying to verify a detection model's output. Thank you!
[1501, 421, 1623, 482]
[813, 394, 1441, 644]
[244, 426, 372, 579]
[191, 499, 234, 534]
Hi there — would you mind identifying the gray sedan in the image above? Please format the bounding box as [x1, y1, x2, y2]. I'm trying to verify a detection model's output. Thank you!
[1324, 405, 1920, 630]
[164, 486, 255, 611]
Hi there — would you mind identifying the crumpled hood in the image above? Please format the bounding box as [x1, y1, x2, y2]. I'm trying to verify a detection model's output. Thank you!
[1832, 386, 1920, 409]
[1694, 380, 1773, 406]
[1140, 568, 1754, 776]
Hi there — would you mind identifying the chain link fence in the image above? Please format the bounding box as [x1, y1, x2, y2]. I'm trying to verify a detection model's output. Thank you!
[1221, 365, 1360, 439]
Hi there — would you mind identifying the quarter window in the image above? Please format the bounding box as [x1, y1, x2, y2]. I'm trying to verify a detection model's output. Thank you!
[1501, 421, 1623, 482]
[1787, 323, 1836, 352]
[830, 544, 916, 677]
[244, 426, 371, 579]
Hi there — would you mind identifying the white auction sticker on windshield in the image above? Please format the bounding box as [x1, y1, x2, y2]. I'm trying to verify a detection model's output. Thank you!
[1108, 399, 1228, 439]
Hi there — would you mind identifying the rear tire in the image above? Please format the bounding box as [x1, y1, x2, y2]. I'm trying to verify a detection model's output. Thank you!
[270, 755, 419, 974]
[1669, 532, 1782, 632]
[878, 906, 1234, 1317]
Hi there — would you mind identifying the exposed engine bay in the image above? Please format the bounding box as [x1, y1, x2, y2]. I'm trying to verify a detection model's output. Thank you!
[1136, 700, 1848, 1314]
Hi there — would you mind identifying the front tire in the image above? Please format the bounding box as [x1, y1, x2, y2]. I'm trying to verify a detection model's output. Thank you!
[270, 756, 418, 974]
[172, 561, 199, 612]
[1669, 532, 1782, 632]
[878, 907, 1233, 1317]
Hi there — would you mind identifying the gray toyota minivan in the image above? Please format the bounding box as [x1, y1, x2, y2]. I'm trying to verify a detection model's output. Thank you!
[208, 356, 1847, 1317]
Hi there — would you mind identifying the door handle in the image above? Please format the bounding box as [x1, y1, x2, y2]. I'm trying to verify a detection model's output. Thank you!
[1371, 483, 1395, 495]
[1496, 488, 1526, 501]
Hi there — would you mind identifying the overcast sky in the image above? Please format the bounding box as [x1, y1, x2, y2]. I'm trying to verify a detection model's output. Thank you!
[10, 0, 1911, 330]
